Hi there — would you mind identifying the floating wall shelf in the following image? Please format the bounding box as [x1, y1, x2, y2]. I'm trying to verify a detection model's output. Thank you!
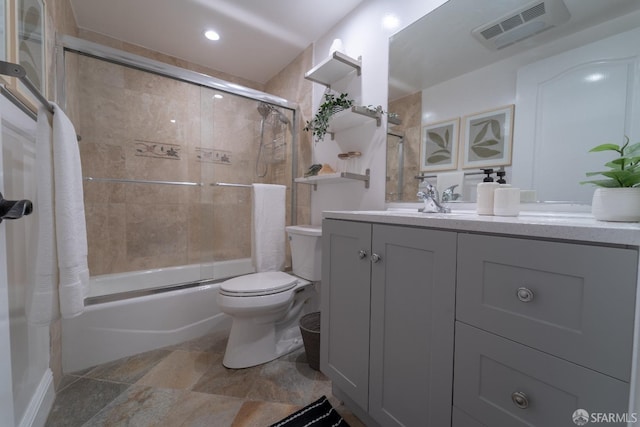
[304, 51, 362, 88]
[388, 115, 402, 125]
[295, 169, 370, 190]
[328, 106, 381, 140]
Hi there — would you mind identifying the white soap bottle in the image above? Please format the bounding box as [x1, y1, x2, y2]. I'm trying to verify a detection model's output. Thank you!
[477, 182, 500, 215]
[476, 169, 500, 215]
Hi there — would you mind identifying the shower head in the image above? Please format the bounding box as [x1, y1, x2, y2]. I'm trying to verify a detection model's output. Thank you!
[257, 102, 271, 118]
[258, 102, 290, 125]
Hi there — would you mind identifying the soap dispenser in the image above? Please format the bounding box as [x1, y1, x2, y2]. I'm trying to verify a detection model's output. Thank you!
[482, 169, 494, 182]
[496, 170, 507, 184]
[476, 169, 500, 215]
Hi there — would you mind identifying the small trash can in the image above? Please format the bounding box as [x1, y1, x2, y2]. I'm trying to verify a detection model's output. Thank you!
[299, 311, 321, 371]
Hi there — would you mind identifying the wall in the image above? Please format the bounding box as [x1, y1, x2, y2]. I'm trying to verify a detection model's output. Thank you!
[308, 0, 448, 224]
[264, 45, 314, 227]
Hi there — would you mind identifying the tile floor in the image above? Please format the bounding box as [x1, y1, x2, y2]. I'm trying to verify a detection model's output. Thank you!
[45, 329, 365, 426]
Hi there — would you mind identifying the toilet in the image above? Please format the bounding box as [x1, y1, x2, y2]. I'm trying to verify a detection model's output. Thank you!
[217, 225, 322, 369]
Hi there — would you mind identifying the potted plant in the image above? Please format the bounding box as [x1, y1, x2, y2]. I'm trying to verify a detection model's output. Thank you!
[304, 92, 353, 142]
[581, 136, 640, 222]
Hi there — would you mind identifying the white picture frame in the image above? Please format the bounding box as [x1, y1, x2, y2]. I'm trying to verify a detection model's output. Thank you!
[420, 118, 459, 172]
[462, 105, 514, 169]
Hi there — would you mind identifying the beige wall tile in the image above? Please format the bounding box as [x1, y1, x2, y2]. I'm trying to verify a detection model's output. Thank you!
[387, 92, 422, 202]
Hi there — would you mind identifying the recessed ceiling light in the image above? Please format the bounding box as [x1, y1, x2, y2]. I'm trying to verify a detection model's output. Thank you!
[204, 30, 220, 41]
[382, 14, 400, 30]
[213, 94, 223, 99]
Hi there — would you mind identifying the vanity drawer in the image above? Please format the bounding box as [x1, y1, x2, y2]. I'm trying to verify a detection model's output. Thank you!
[456, 233, 637, 381]
[454, 322, 629, 427]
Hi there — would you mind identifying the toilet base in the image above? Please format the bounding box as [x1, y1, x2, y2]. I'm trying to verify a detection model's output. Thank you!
[221, 284, 315, 369]
[222, 319, 304, 368]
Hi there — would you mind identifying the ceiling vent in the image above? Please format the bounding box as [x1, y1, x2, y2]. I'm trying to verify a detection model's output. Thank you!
[471, 0, 570, 50]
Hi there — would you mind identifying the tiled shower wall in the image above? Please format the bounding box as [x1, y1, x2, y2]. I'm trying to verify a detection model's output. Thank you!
[387, 92, 422, 202]
[70, 53, 297, 276]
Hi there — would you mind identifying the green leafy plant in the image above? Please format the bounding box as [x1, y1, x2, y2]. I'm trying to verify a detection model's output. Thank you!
[304, 92, 354, 142]
[581, 136, 640, 187]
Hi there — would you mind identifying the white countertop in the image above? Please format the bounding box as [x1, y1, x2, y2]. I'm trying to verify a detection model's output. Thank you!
[323, 209, 640, 246]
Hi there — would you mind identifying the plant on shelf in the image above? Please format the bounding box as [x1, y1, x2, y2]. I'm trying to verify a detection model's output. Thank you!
[581, 136, 640, 222]
[581, 137, 640, 187]
[304, 92, 354, 142]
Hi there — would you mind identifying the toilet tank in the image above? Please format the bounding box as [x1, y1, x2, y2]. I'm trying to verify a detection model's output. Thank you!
[285, 225, 322, 281]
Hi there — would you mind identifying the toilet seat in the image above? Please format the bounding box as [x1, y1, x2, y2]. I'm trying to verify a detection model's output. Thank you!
[219, 271, 298, 297]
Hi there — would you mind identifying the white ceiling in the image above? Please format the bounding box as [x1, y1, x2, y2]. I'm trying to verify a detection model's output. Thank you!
[69, 0, 365, 84]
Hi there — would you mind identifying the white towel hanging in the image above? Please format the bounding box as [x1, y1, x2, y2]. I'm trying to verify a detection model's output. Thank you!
[27, 103, 89, 325]
[251, 183, 286, 272]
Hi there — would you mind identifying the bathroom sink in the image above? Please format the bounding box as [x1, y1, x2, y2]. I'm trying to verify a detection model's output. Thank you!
[385, 207, 475, 216]
[360, 209, 473, 220]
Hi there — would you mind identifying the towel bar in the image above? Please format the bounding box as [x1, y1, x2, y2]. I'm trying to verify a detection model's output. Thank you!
[0, 61, 82, 141]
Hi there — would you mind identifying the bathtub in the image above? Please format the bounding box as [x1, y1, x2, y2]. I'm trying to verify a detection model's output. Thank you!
[61, 259, 253, 373]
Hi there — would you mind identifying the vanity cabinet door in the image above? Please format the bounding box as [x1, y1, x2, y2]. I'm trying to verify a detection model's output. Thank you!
[457, 233, 637, 381]
[369, 225, 456, 427]
[320, 219, 372, 411]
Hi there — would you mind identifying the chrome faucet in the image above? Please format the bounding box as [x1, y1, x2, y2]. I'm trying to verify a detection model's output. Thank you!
[441, 184, 461, 202]
[417, 181, 451, 213]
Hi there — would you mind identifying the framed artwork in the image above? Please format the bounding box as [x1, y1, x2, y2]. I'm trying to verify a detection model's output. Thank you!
[420, 118, 459, 172]
[462, 105, 514, 168]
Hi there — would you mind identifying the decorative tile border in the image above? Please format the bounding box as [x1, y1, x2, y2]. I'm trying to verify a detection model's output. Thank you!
[195, 147, 232, 165]
[135, 140, 181, 160]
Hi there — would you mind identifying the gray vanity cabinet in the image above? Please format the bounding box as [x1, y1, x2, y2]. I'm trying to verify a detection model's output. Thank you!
[321, 219, 457, 427]
[322, 214, 640, 426]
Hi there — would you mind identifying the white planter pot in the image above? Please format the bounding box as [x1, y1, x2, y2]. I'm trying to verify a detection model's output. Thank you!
[591, 187, 640, 222]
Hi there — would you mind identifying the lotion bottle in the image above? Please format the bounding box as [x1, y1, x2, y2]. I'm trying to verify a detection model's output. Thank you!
[476, 169, 499, 215]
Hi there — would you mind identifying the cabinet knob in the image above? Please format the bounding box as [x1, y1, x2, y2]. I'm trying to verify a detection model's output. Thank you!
[371, 253, 382, 263]
[358, 250, 368, 259]
[511, 391, 529, 409]
[516, 287, 534, 303]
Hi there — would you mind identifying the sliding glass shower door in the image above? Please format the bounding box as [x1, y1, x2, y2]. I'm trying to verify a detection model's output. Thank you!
[63, 44, 297, 299]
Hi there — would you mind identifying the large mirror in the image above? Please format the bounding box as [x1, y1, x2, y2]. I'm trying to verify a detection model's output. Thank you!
[387, 0, 640, 203]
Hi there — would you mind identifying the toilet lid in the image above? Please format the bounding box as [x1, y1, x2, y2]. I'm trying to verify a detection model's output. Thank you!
[220, 271, 298, 296]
